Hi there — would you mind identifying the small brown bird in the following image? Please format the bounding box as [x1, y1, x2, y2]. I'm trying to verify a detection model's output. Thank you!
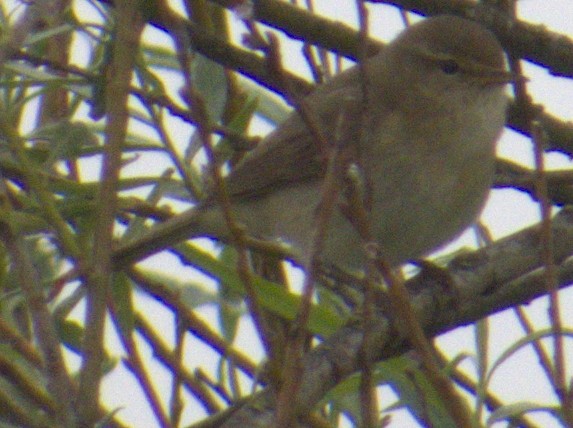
[115, 15, 514, 270]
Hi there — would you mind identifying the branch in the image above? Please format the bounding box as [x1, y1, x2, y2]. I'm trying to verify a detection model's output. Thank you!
[216, 207, 573, 427]
[373, 0, 573, 77]
[39, 2, 570, 160]
[147, 1, 573, 156]
[77, 2, 145, 425]
[208, 0, 573, 79]
[494, 159, 573, 206]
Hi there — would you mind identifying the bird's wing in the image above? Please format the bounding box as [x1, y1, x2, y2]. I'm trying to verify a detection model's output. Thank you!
[224, 116, 323, 200]
[223, 83, 367, 201]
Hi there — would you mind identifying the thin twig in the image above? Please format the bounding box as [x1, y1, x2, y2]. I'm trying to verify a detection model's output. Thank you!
[170, 315, 186, 425]
[532, 120, 569, 418]
[110, 307, 171, 428]
[375, 257, 474, 428]
[0, 317, 44, 368]
[255, 31, 343, 428]
[0, 136, 76, 427]
[169, 9, 274, 363]
[128, 267, 258, 377]
[136, 316, 223, 414]
[353, 2, 379, 427]
[144, 95, 202, 199]
[506, 19, 571, 420]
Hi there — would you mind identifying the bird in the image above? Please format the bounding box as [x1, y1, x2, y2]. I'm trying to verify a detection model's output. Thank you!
[113, 15, 515, 271]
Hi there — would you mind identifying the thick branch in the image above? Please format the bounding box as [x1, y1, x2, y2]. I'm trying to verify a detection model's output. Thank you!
[217, 207, 573, 427]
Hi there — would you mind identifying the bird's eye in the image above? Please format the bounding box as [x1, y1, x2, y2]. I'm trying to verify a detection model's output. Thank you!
[440, 59, 460, 75]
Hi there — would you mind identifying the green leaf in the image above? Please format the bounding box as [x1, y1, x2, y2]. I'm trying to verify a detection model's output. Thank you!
[55, 318, 85, 355]
[121, 170, 175, 242]
[55, 319, 116, 374]
[323, 356, 458, 427]
[134, 53, 167, 97]
[1, 211, 49, 235]
[216, 246, 244, 343]
[164, 242, 344, 337]
[3, 62, 83, 85]
[239, 78, 290, 126]
[487, 402, 559, 426]
[213, 94, 258, 161]
[190, 55, 227, 122]
[111, 273, 135, 336]
[141, 44, 180, 71]
[24, 24, 74, 47]
[0, 373, 53, 427]
[137, 269, 217, 309]
[26, 120, 99, 164]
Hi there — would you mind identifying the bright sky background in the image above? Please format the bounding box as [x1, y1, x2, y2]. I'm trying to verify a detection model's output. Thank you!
[5, 0, 573, 426]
